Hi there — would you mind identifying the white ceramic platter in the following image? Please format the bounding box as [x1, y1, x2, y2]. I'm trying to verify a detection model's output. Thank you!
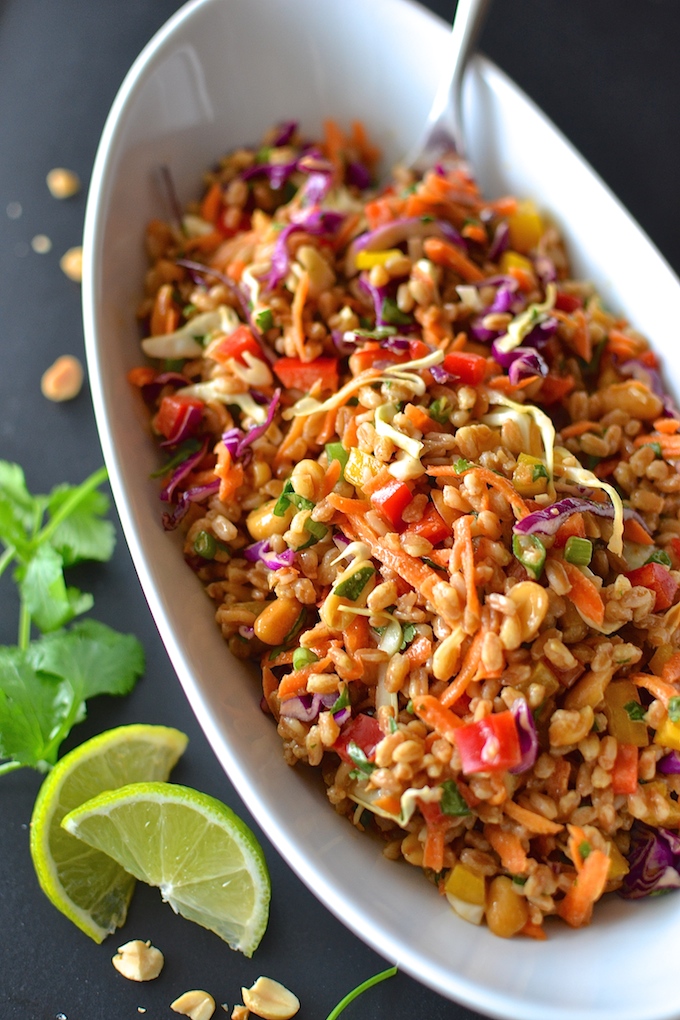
[82, 1, 680, 1017]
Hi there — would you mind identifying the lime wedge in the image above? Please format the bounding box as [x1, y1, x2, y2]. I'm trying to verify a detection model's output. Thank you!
[30, 724, 188, 942]
[62, 781, 270, 956]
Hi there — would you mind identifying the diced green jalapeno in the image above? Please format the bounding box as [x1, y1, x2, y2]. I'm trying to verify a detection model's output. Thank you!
[512, 533, 547, 579]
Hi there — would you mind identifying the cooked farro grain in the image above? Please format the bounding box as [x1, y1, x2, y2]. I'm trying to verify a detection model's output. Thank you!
[132, 119, 680, 938]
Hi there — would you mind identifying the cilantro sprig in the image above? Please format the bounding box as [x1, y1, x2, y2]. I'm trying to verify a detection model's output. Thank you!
[0, 461, 144, 775]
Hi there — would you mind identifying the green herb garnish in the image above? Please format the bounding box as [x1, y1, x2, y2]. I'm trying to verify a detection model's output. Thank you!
[330, 686, 350, 715]
[440, 780, 471, 817]
[624, 700, 646, 722]
[428, 397, 452, 424]
[325, 965, 398, 1020]
[254, 308, 274, 332]
[453, 457, 472, 473]
[380, 297, 412, 326]
[579, 840, 592, 861]
[325, 442, 349, 479]
[149, 438, 202, 479]
[347, 741, 377, 780]
[0, 462, 144, 774]
[532, 463, 549, 481]
[645, 549, 672, 567]
[399, 623, 417, 651]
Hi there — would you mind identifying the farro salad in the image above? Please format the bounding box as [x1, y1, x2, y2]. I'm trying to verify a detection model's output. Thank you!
[131, 119, 680, 939]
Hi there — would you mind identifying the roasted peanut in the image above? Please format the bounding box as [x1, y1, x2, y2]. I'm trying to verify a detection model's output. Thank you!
[40, 354, 84, 402]
[246, 499, 292, 540]
[111, 940, 164, 982]
[500, 581, 549, 650]
[486, 876, 529, 938]
[242, 976, 300, 1019]
[170, 990, 216, 1020]
[254, 597, 302, 645]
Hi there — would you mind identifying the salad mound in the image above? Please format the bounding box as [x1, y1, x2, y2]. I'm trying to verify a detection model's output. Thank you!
[132, 119, 680, 938]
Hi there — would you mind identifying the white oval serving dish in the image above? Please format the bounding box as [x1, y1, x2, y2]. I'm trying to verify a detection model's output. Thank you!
[82, 1, 680, 1017]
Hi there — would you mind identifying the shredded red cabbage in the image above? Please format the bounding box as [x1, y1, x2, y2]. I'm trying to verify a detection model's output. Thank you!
[534, 254, 558, 283]
[509, 699, 538, 774]
[272, 120, 298, 147]
[140, 371, 188, 405]
[346, 160, 372, 189]
[507, 348, 549, 385]
[487, 221, 509, 261]
[619, 823, 680, 899]
[162, 479, 220, 531]
[657, 752, 680, 774]
[357, 272, 389, 326]
[243, 538, 295, 571]
[513, 496, 650, 539]
[222, 389, 281, 465]
[267, 209, 344, 289]
[160, 438, 209, 502]
[279, 692, 337, 723]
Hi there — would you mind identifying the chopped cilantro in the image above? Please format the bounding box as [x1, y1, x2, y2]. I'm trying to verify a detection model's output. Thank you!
[380, 297, 412, 326]
[334, 566, 375, 601]
[399, 623, 417, 650]
[440, 780, 471, 817]
[347, 741, 377, 779]
[645, 549, 672, 567]
[668, 696, 680, 723]
[624, 700, 646, 722]
[454, 457, 473, 473]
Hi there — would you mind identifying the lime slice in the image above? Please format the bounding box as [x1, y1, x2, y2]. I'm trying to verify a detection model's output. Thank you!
[30, 724, 188, 943]
[62, 781, 270, 957]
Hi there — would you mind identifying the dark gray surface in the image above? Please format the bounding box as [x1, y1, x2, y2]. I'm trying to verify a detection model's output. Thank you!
[0, 1, 678, 1017]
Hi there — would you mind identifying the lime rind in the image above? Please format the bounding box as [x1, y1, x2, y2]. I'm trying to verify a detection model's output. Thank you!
[30, 724, 188, 942]
[62, 781, 270, 957]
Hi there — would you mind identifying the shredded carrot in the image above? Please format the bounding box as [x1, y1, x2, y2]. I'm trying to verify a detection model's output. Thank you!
[277, 655, 334, 701]
[412, 693, 463, 744]
[487, 374, 540, 393]
[316, 407, 338, 447]
[341, 412, 359, 449]
[454, 514, 480, 622]
[226, 258, 246, 282]
[127, 366, 157, 387]
[461, 221, 487, 244]
[607, 328, 646, 360]
[404, 403, 445, 434]
[484, 824, 529, 874]
[345, 613, 370, 655]
[623, 518, 655, 546]
[349, 119, 381, 170]
[405, 635, 432, 667]
[273, 415, 306, 467]
[373, 794, 401, 816]
[507, 265, 536, 293]
[320, 457, 342, 499]
[422, 236, 485, 283]
[571, 308, 592, 363]
[427, 465, 530, 521]
[291, 269, 310, 358]
[631, 671, 678, 707]
[557, 824, 610, 927]
[487, 195, 518, 217]
[653, 418, 680, 434]
[266, 649, 296, 668]
[562, 561, 605, 627]
[326, 493, 370, 515]
[502, 800, 564, 835]
[323, 118, 345, 183]
[200, 181, 223, 224]
[560, 420, 602, 440]
[214, 442, 244, 503]
[422, 815, 448, 872]
[440, 630, 483, 709]
[634, 432, 680, 456]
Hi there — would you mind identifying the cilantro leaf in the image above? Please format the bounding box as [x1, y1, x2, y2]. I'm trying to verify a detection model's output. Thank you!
[16, 544, 92, 633]
[31, 620, 145, 700]
[46, 485, 115, 565]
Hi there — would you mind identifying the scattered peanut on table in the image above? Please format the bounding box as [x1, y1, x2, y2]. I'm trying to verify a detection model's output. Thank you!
[170, 989, 216, 1020]
[241, 976, 300, 1019]
[46, 167, 81, 199]
[111, 939, 164, 982]
[40, 354, 83, 402]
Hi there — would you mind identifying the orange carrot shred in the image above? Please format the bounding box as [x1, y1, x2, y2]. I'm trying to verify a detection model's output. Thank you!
[422, 236, 485, 283]
[412, 693, 463, 744]
[562, 561, 605, 627]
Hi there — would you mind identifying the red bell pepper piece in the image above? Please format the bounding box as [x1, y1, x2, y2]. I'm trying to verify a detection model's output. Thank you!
[274, 356, 339, 393]
[454, 710, 522, 774]
[154, 394, 204, 443]
[408, 339, 433, 361]
[209, 325, 263, 366]
[369, 476, 413, 530]
[403, 502, 451, 546]
[554, 291, 583, 313]
[625, 562, 680, 612]
[349, 344, 407, 376]
[333, 713, 383, 764]
[442, 351, 487, 386]
[611, 744, 639, 796]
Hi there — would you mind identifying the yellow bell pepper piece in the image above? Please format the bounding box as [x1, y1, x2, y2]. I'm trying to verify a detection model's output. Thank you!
[499, 250, 534, 276]
[603, 680, 649, 747]
[355, 248, 403, 270]
[512, 453, 549, 497]
[654, 715, 680, 752]
[507, 200, 543, 254]
[344, 447, 382, 490]
[445, 864, 485, 906]
[606, 841, 630, 881]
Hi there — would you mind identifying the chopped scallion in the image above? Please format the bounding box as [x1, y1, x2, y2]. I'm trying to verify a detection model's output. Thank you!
[193, 530, 216, 559]
[564, 536, 593, 566]
[668, 696, 680, 723]
[292, 647, 318, 671]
